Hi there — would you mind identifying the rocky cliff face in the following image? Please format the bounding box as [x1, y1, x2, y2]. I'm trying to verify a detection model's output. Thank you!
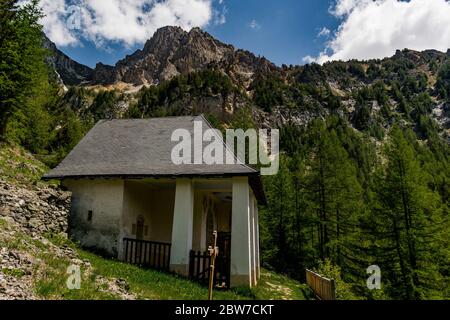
[43, 35, 93, 86]
[91, 26, 277, 87]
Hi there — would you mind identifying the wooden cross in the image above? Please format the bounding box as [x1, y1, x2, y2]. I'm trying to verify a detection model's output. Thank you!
[208, 231, 219, 301]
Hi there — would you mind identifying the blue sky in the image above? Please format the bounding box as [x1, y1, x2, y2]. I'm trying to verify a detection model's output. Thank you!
[40, 0, 450, 69]
[206, 0, 338, 67]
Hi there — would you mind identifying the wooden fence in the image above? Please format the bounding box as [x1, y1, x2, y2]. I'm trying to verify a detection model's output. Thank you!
[189, 250, 231, 289]
[123, 238, 171, 271]
[306, 269, 336, 300]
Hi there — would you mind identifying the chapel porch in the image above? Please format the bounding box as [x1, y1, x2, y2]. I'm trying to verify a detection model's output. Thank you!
[118, 177, 260, 288]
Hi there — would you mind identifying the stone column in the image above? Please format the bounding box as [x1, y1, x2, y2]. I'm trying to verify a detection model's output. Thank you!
[230, 177, 252, 288]
[170, 179, 194, 276]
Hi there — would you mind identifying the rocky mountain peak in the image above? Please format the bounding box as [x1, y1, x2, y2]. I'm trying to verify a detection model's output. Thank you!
[43, 35, 93, 86]
[44, 26, 278, 88]
[89, 26, 276, 87]
[142, 26, 185, 54]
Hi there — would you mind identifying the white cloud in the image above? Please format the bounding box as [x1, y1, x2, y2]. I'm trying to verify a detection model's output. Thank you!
[308, 0, 450, 64]
[248, 19, 261, 30]
[317, 27, 331, 38]
[37, 0, 222, 48]
[39, 0, 78, 46]
[302, 55, 317, 64]
[330, 0, 371, 16]
[213, 3, 227, 25]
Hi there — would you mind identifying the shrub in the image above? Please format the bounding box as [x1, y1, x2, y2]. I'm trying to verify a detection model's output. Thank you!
[315, 259, 362, 300]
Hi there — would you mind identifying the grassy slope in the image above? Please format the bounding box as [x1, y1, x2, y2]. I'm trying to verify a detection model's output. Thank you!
[0, 143, 48, 185]
[0, 144, 312, 300]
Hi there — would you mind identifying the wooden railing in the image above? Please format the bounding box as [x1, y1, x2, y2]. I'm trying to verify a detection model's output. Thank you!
[306, 269, 336, 300]
[189, 250, 231, 289]
[188, 232, 231, 289]
[123, 238, 171, 271]
[189, 251, 211, 284]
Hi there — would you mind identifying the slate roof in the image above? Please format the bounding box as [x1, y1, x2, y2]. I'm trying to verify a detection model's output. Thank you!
[44, 115, 258, 178]
[44, 115, 266, 203]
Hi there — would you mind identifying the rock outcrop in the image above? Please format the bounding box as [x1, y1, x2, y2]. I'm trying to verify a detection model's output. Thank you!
[91, 26, 277, 87]
[0, 245, 37, 300]
[0, 179, 70, 300]
[43, 35, 93, 86]
[0, 180, 70, 235]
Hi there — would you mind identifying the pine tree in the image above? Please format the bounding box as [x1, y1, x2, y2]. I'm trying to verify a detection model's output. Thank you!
[0, 0, 47, 140]
[373, 126, 449, 299]
[260, 155, 294, 271]
[304, 124, 366, 284]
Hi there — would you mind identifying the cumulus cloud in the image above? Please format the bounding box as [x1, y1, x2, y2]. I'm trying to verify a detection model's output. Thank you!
[37, 0, 78, 46]
[37, 0, 223, 48]
[308, 0, 450, 64]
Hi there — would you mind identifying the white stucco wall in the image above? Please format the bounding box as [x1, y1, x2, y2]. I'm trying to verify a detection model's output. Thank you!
[121, 181, 175, 244]
[63, 179, 125, 257]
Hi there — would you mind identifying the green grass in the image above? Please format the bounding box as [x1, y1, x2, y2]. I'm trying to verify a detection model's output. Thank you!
[2, 268, 26, 278]
[0, 143, 49, 185]
[0, 219, 39, 251]
[34, 251, 119, 300]
[252, 270, 313, 300]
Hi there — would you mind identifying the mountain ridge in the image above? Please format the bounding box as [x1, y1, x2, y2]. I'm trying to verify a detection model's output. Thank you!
[91, 26, 277, 87]
[44, 26, 450, 139]
[47, 26, 277, 88]
[46, 25, 450, 94]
